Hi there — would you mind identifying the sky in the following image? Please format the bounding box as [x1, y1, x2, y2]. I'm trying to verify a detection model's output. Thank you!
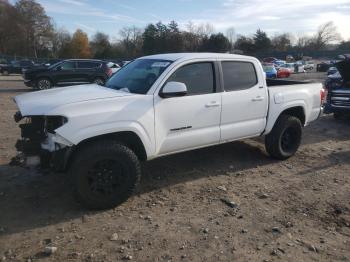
[14, 0, 350, 41]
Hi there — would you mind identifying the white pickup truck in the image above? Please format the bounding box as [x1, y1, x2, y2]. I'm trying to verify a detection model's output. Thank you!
[13, 53, 324, 209]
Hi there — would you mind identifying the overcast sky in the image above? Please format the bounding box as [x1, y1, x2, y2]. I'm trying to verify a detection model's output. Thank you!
[19, 0, 350, 40]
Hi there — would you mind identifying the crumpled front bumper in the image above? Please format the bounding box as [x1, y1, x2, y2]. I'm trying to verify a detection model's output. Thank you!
[13, 112, 74, 171]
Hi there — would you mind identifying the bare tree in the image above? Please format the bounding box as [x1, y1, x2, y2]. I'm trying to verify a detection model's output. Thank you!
[312, 21, 341, 50]
[119, 26, 143, 58]
[226, 27, 236, 47]
[271, 33, 292, 51]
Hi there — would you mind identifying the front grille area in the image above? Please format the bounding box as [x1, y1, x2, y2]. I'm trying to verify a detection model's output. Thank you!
[331, 91, 350, 107]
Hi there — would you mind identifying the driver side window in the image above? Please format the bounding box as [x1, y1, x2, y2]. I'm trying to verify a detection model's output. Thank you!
[167, 62, 215, 95]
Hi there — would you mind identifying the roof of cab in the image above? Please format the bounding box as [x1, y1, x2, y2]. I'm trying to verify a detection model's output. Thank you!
[140, 53, 254, 62]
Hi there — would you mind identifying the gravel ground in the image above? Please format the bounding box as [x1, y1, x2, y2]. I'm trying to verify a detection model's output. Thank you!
[0, 73, 349, 262]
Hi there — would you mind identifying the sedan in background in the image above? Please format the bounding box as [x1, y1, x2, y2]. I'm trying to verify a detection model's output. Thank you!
[262, 64, 277, 78]
[277, 67, 291, 78]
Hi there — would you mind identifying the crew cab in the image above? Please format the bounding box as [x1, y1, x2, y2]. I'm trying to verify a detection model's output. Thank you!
[23, 59, 112, 89]
[13, 53, 324, 209]
[324, 58, 350, 119]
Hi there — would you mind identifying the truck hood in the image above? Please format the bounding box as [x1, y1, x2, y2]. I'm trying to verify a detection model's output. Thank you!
[15, 84, 133, 116]
[336, 59, 350, 83]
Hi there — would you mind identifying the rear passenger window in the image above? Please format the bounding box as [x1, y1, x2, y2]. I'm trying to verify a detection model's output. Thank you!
[167, 62, 215, 95]
[77, 61, 100, 69]
[221, 61, 257, 91]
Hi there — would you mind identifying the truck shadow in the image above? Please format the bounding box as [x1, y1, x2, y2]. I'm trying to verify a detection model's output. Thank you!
[0, 141, 348, 236]
[0, 140, 271, 236]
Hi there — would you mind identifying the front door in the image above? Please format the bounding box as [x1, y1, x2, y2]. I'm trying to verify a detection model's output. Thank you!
[154, 62, 222, 155]
[53, 61, 78, 84]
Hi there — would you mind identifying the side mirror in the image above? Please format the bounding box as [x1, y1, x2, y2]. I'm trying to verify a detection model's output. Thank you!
[56, 65, 62, 71]
[160, 81, 187, 98]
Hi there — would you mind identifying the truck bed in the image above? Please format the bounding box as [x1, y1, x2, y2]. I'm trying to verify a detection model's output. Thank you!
[263, 80, 323, 134]
[266, 78, 312, 87]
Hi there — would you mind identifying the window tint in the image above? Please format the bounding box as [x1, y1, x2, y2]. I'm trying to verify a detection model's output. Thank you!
[167, 62, 215, 95]
[77, 61, 101, 69]
[221, 61, 257, 91]
[60, 61, 75, 70]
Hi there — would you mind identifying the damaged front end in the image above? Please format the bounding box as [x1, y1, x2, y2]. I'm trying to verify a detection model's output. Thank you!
[14, 112, 73, 171]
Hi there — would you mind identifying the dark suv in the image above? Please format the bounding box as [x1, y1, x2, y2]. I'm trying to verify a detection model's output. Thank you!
[23, 59, 112, 89]
[1, 60, 35, 75]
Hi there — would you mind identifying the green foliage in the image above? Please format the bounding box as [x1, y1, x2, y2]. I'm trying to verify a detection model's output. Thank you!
[253, 29, 272, 51]
[201, 33, 231, 52]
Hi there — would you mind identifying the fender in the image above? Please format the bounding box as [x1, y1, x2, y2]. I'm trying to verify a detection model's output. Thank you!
[55, 120, 155, 158]
[264, 100, 307, 135]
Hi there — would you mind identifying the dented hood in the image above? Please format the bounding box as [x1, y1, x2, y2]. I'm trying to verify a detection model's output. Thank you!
[14, 84, 133, 116]
[336, 59, 350, 83]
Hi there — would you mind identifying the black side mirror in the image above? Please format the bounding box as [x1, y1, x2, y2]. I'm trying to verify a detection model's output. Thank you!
[56, 66, 62, 71]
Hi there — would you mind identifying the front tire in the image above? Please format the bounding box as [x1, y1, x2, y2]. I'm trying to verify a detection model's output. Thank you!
[2, 70, 9, 76]
[265, 115, 302, 160]
[70, 140, 141, 210]
[36, 78, 52, 90]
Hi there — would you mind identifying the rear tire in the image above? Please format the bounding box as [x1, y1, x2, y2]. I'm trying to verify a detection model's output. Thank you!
[70, 140, 141, 210]
[36, 78, 52, 90]
[265, 115, 302, 160]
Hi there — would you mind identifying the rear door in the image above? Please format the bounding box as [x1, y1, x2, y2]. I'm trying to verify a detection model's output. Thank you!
[220, 60, 268, 142]
[76, 61, 101, 83]
[154, 61, 222, 155]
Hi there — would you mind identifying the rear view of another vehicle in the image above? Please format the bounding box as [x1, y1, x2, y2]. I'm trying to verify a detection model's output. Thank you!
[262, 64, 277, 78]
[324, 58, 350, 119]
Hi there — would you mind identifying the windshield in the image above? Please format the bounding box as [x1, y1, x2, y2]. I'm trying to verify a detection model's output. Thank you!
[48, 61, 63, 69]
[263, 65, 274, 71]
[105, 59, 172, 94]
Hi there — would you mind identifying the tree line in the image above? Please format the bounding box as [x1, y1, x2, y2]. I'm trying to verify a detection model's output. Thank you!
[1, 0, 349, 61]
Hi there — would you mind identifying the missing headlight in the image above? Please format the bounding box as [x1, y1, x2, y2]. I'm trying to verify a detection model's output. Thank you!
[45, 116, 68, 133]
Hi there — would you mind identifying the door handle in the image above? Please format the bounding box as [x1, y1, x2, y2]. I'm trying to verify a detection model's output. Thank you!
[205, 102, 220, 108]
[252, 96, 264, 102]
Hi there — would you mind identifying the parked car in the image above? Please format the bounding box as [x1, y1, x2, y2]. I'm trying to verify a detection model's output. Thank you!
[324, 58, 350, 119]
[304, 61, 315, 71]
[107, 62, 121, 74]
[273, 60, 286, 67]
[277, 67, 291, 78]
[23, 59, 113, 89]
[279, 63, 294, 73]
[327, 67, 338, 75]
[262, 64, 277, 78]
[262, 57, 278, 63]
[317, 62, 332, 72]
[13, 53, 324, 209]
[0, 60, 35, 75]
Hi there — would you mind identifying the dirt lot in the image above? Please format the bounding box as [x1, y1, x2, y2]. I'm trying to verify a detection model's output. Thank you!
[0, 73, 349, 262]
